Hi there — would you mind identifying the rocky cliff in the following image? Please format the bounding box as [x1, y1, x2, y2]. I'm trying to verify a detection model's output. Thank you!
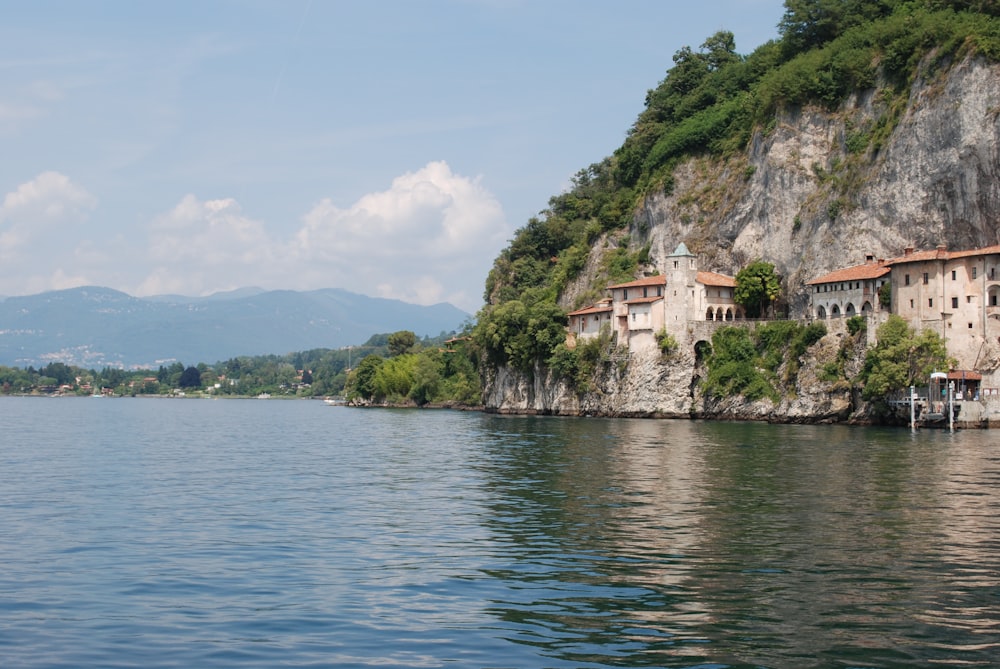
[485, 55, 1000, 420]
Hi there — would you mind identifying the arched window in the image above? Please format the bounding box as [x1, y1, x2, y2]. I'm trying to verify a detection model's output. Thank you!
[706, 307, 715, 321]
[861, 301, 873, 313]
[831, 304, 841, 317]
[725, 308, 734, 321]
[817, 305, 827, 319]
[846, 303, 856, 316]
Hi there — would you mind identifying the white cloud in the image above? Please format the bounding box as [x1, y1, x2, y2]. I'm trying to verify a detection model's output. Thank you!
[292, 161, 509, 310]
[0, 163, 510, 312]
[137, 194, 279, 296]
[0, 171, 97, 268]
[1, 171, 96, 224]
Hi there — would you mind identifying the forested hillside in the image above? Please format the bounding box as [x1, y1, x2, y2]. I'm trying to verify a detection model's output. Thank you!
[473, 0, 1000, 376]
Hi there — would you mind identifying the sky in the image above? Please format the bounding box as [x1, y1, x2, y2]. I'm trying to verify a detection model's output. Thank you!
[0, 0, 786, 313]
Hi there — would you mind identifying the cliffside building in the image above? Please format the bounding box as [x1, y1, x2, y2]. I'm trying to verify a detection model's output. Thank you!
[886, 244, 1000, 372]
[806, 255, 891, 320]
[566, 243, 740, 353]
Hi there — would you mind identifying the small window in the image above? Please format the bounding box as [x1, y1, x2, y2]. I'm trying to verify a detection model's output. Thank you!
[910, 299, 914, 308]
[972, 267, 978, 279]
[673, 261, 678, 269]
[905, 274, 910, 286]
[952, 270, 957, 280]
[952, 297, 959, 309]
[929, 298, 934, 308]
[923, 272, 929, 285]
[969, 323, 974, 329]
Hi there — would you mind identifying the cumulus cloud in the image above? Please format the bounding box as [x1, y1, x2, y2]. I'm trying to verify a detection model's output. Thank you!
[137, 195, 280, 296]
[0, 162, 510, 312]
[135, 161, 510, 311]
[291, 161, 509, 310]
[1, 171, 96, 226]
[0, 172, 98, 291]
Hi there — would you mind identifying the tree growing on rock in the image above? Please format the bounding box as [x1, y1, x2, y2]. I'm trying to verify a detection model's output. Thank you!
[735, 261, 781, 318]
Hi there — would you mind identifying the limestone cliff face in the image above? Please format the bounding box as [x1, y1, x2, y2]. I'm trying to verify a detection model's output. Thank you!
[637, 56, 1000, 316]
[485, 55, 1000, 419]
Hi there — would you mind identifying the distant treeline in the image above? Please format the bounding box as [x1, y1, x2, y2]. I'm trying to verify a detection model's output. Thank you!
[0, 327, 482, 406]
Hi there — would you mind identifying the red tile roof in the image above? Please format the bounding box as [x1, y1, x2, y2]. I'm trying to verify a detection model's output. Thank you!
[697, 270, 736, 287]
[567, 304, 614, 317]
[948, 370, 982, 381]
[607, 275, 666, 290]
[807, 262, 890, 285]
[887, 244, 1000, 265]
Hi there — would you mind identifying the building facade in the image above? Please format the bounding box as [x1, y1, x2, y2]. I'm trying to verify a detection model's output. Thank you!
[566, 243, 740, 353]
[887, 244, 1000, 371]
[806, 255, 890, 320]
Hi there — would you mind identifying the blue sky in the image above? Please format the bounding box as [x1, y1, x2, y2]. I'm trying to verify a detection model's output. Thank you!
[0, 0, 785, 312]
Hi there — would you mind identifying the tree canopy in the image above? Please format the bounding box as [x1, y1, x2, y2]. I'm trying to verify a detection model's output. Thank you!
[735, 261, 781, 318]
[178, 366, 202, 389]
[859, 315, 953, 400]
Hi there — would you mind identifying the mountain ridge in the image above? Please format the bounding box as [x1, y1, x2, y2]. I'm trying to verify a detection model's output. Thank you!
[0, 286, 468, 369]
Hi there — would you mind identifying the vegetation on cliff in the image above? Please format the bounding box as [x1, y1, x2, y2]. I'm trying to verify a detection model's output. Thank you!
[858, 314, 953, 400]
[702, 321, 828, 402]
[474, 0, 1000, 387]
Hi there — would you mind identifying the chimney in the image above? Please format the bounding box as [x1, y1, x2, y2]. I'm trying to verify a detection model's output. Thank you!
[865, 254, 875, 264]
[904, 247, 914, 256]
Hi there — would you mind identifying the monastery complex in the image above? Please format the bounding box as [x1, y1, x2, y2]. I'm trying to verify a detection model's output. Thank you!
[567, 242, 1000, 389]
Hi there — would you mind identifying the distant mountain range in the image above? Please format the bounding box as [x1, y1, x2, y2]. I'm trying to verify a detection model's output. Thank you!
[0, 286, 470, 369]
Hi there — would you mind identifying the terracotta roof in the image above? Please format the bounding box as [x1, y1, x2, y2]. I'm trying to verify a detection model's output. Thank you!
[887, 244, 1000, 266]
[697, 270, 736, 287]
[806, 262, 890, 285]
[567, 303, 613, 317]
[948, 370, 982, 381]
[623, 296, 664, 305]
[607, 275, 666, 290]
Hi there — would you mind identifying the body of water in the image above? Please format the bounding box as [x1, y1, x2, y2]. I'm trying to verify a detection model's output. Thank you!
[0, 397, 998, 668]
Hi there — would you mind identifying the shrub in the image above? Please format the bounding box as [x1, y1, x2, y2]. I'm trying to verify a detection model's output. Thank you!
[655, 329, 679, 356]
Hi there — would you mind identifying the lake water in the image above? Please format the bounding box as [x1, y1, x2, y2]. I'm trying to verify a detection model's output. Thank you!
[0, 397, 998, 668]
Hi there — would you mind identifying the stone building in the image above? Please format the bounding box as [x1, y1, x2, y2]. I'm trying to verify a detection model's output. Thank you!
[886, 244, 1000, 372]
[806, 255, 891, 320]
[566, 243, 739, 353]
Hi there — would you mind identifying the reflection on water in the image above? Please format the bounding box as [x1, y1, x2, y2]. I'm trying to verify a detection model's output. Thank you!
[475, 416, 1000, 668]
[0, 399, 997, 668]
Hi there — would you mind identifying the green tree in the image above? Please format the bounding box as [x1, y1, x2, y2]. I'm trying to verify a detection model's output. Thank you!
[178, 366, 202, 389]
[778, 0, 897, 56]
[474, 293, 568, 372]
[351, 355, 384, 400]
[372, 354, 417, 401]
[387, 330, 417, 357]
[859, 315, 952, 400]
[410, 351, 443, 405]
[735, 261, 781, 318]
